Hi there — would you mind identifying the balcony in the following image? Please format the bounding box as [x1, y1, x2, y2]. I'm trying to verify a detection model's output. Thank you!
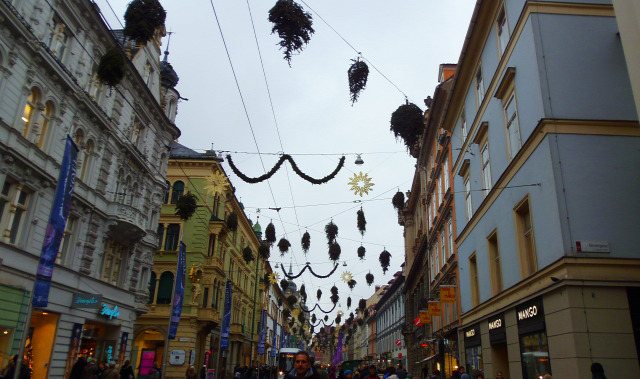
[230, 323, 244, 335]
[106, 202, 148, 243]
[205, 256, 224, 273]
[197, 308, 221, 324]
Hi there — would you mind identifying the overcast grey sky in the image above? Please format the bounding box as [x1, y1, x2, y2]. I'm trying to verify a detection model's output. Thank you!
[95, 0, 475, 324]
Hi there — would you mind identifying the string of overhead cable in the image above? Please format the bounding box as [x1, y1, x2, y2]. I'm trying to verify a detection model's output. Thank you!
[202, 150, 405, 156]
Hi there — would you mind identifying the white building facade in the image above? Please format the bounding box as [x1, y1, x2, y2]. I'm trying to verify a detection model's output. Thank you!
[375, 272, 406, 368]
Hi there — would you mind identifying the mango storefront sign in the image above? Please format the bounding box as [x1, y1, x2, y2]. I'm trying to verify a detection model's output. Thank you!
[71, 293, 102, 309]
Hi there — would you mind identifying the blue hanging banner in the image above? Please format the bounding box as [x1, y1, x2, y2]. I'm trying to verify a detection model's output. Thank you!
[271, 317, 278, 357]
[168, 242, 187, 339]
[33, 136, 78, 307]
[280, 324, 285, 349]
[220, 280, 233, 349]
[258, 310, 267, 355]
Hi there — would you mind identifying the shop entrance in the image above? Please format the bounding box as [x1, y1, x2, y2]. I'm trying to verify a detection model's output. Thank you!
[490, 344, 509, 378]
[79, 321, 120, 364]
[133, 329, 165, 378]
[26, 310, 59, 379]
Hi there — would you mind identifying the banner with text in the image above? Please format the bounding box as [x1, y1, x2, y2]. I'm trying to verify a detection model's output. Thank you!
[419, 311, 431, 324]
[220, 280, 233, 349]
[168, 242, 187, 339]
[258, 310, 267, 355]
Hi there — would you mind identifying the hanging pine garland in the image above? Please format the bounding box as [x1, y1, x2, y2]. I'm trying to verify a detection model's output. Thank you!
[226, 213, 238, 231]
[357, 245, 366, 260]
[242, 246, 254, 264]
[330, 285, 339, 305]
[379, 249, 392, 274]
[347, 279, 357, 290]
[347, 58, 369, 105]
[97, 47, 126, 87]
[280, 279, 289, 291]
[301, 231, 311, 254]
[227, 155, 344, 185]
[317, 289, 322, 301]
[265, 222, 277, 244]
[325, 221, 339, 244]
[287, 295, 298, 305]
[358, 299, 367, 312]
[174, 192, 198, 221]
[390, 103, 425, 151]
[258, 244, 270, 260]
[357, 208, 366, 236]
[268, 0, 315, 66]
[392, 191, 405, 211]
[347, 297, 352, 309]
[366, 272, 374, 286]
[123, 0, 166, 45]
[277, 238, 291, 256]
[328, 242, 341, 262]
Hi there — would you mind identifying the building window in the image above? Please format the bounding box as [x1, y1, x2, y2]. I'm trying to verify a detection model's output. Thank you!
[469, 253, 479, 307]
[79, 140, 94, 182]
[496, 5, 509, 56]
[102, 240, 126, 286]
[443, 159, 450, 192]
[21, 88, 38, 138]
[0, 181, 30, 245]
[208, 234, 216, 256]
[88, 64, 103, 101]
[460, 108, 468, 143]
[130, 120, 143, 148]
[464, 175, 472, 221]
[164, 224, 180, 251]
[156, 271, 174, 304]
[163, 181, 171, 204]
[147, 271, 157, 304]
[440, 229, 446, 268]
[156, 223, 164, 249]
[515, 197, 537, 278]
[143, 61, 154, 86]
[447, 217, 454, 259]
[487, 231, 503, 295]
[36, 101, 53, 148]
[504, 93, 521, 160]
[46, 18, 70, 60]
[171, 181, 184, 204]
[56, 216, 77, 265]
[202, 287, 209, 308]
[475, 65, 485, 107]
[481, 142, 492, 196]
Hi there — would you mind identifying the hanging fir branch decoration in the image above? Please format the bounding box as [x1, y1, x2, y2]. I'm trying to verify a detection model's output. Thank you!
[312, 314, 317, 324]
[277, 238, 291, 256]
[357, 245, 366, 260]
[392, 191, 405, 211]
[347, 297, 352, 309]
[287, 295, 298, 305]
[258, 244, 271, 260]
[283, 309, 291, 319]
[280, 279, 289, 291]
[317, 289, 322, 301]
[226, 213, 238, 231]
[325, 221, 339, 244]
[278, 297, 283, 307]
[280, 262, 340, 279]
[174, 192, 198, 221]
[324, 315, 329, 322]
[335, 315, 342, 324]
[265, 222, 277, 244]
[330, 286, 339, 305]
[390, 103, 425, 151]
[242, 246, 254, 264]
[347, 279, 357, 290]
[123, 0, 166, 45]
[290, 320, 295, 328]
[357, 208, 366, 236]
[358, 299, 367, 312]
[300, 284, 307, 301]
[366, 272, 374, 286]
[226, 155, 344, 185]
[268, 0, 315, 66]
[347, 58, 369, 105]
[328, 242, 341, 262]
[298, 312, 306, 323]
[97, 48, 126, 87]
[379, 249, 392, 274]
[301, 231, 311, 254]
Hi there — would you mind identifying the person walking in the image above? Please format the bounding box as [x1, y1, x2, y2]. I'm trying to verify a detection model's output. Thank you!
[431, 370, 441, 379]
[386, 368, 398, 379]
[458, 367, 470, 379]
[365, 366, 378, 379]
[495, 371, 503, 379]
[69, 356, 87, 379]
[284, 351, 320, 379]
[591, 363, 606, 379]
[185, 365, 198, 379]
[101, 362, 119, 379]
[119, 360, 134, 379]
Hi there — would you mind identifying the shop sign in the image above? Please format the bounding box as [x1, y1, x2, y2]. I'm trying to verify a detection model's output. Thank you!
[428, 301, 441, 316]
[440, 286, 456, 303]
[516, 297, 545, 335]
[517, 305, 539, 321]
[419, 311, 431, 324]
[170, 350, 186, 365]
[488, 313, 506, 346]
[488, 315, 504, 330]
[106, 345, 114, 362]
[463, 323, 481, 346]
[99, 303, 120, 320]
[464, 328, 476, 338]
[71, 293, 102, 309]
[576, 240, 609, 253]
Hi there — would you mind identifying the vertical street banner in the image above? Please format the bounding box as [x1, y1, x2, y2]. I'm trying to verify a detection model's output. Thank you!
[271, 318, 277, 357]
[33, 136, 78, 307]
[440, 286, 456, 303]
[331, 333, 343, 366]
[258, 310, 267, 355]
[168, 242, 187, 339]
[280, 324, 285, 349]
[220, 280, 233, 349]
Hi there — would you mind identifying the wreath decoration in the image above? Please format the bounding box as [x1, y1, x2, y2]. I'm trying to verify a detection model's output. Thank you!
[97, 47, 126, 87]
[366, 272, 374, 286]
[226, 213, 238, 231]
[277, 238, 291, 256]
[379, 249, 392, 274]
[357, 245, 366, 260]
[301, 231, 311, 254]
[328, 242, 341, 262]
[174, 192, 198, 221]
[268, 0, 314, 66]
[390, 103, 425, 151]
[392, 191, 405, 211]
[265, 222, 277, 244]
[226, 154, 345, 185]
[347, 58, 369, 105]
[280, 262, 339, 279]
[242, 246, 254, 264]
[123, 0, 166, 45]
[357, 208, 366, 236]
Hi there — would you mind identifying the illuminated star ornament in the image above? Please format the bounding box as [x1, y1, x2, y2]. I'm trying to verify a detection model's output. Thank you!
[204, 171, 230, 198]
[268, 272, 280, 284]
[348, 172, 375, 197]
[341, 271, 353, 283]
[292, 309, 301, 318]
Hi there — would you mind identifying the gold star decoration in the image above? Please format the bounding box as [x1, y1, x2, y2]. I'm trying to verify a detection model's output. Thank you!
[348, 172, 375, 197]
[268, 272, 280, 284]
[292, 309, 301, 318]
[341, 271, 353, 283]
[337, 310, 344, 317]
[204, 171, 230, 198]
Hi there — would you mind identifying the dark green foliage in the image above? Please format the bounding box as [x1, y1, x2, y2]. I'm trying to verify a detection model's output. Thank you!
[392, 191, 405, 211]
[357, 245, 366, 260]
[242, 246, 254, 264]
[258, 244, 270, 260]
[123, 0, 166, 45]
[317, 289, 322, 300]
[328, 242, 341, 262]
[297, 312, 305, 323]
[287, 295, 298, 305]
[390, 103, 424, 151]
[265, 222, 276, 244]
[280, 279, 289, 291]
[379, 249, 392, 274]
[301, 231, 311, 253]
[300, 284, 307, 301]
[283, 309, 291, 319]
[330, 294, 339, 305]
[357, 208, 366, 236]
[174, 192, 198, 221]
[278, 238, 291, 256]
[358, 299, 367, 312]
[324, 315, 329, 322]
[335, 315, 342, 324]
[347, 279, 356, 290]
[312, 314, 317, 323]
[97, 48, 125, 87]
[348, 59, 369, 104]
[325, 221, 338, 244]
[226, 213, 238, 231]
[268, 0, 314, 66]
[347, 297, 351, 309]
[366, 272, 374, 286]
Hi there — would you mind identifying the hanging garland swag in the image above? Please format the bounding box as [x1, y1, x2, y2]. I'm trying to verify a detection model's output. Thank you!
[280, 262, 339, 279]
[226, 154, 345, 185]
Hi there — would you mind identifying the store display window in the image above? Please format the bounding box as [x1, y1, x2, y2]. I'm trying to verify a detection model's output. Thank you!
[80, 322, 117, 364]
[520, 331, 551, 379]
[463, 324, 482, 375]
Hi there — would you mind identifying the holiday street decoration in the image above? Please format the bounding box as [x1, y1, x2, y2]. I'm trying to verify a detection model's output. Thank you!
[268, 272, 280, 284]
[390, 103, 424, 151]
[281, 262, 339, 279]
[242, 246, 254, 264]
[97, 48, 126, 86]
[204, 171, 230, 198]
[317, 289, 322, 300]
[298, 312, 306, 323]
[175, 192, 198, 221]
[277, 238, 291, 256]
[226, 213, 238, 231]
[292, 309, 301, 318]
[268, 0, 314, 66]
[287, 295, 298, 305]
[328, 242, 341, 262]
[348, 172, 375, 197]
[280, 279, 289, 291]
[330, 286, 339, 305]
[300, 284, 307, 301]
[301, 231, 311, 254]
[312, 314, 317, 323]
[226, 154, 344, 184]
[347, 297, 351, 309]
[341, 271, 353, 283]
[392, 191, 405, 211]
[283, 309, 291, 319]
[258, 244, 270, 260]
[337, 310, 344, 317]
[265, 222, 276, 244]
[358, 299, 367, 313]
[123, 0, 166, 45]
[278, 297, 283, 307]
[357, 245, 366, 260]
[347, 279, 357, 290]
[357, 208, 366, 235]
[324, 315, 329, 322]
[325, 221, 338, 244]
[347, 58, 369, 105]
[335, 314, 342, 324]
[379, 249, 392, 273]
[366, 272, 374, 286]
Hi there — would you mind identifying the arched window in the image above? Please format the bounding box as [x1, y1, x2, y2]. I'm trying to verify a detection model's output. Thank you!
[164, 224, 180, 251]
[114, 170, 124, 202]
[147, 271, 157, 304]
[171, 181, 184, 204]
[73, 128, 85, 146]
[163, 180, 170, 204]
[36, 101, 53, 148]
[127, 182, 138, 206]
[21, 88, 39, 138]
[156, 271, 174, 304]
[156, 223, 164, 249]
[80, 139, 94, 182]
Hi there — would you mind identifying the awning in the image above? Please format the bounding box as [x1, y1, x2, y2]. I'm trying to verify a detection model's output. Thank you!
[415, 355, 438, 364]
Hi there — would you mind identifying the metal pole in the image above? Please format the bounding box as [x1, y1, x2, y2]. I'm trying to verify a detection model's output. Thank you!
[13, 288, 34, 379]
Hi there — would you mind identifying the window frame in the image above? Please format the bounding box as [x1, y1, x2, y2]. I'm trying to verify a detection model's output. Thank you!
[460, 108, 468, 143]
[480, 141, 492, 197]
[496, 4, 510, 56]
[504, 92, 522, 160]
[21, 88, 38, 138]
[0, 181, 31, 245]
[464, 174, 473, 222]
[46, 17, 71, 61]
[469, 253, 480, 307]
[487, 230, 503, 295]
[475, 64, 485, 107]
[514, 196, 538, 278]
[101, 240, 126, 286]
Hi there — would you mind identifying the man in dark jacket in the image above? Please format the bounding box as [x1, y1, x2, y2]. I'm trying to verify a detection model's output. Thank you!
[284, 351, 320, 379]
[366, 366, 378, 379]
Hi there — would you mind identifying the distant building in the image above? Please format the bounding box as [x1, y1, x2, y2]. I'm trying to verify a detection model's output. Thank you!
[375, 270, 406, 368]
